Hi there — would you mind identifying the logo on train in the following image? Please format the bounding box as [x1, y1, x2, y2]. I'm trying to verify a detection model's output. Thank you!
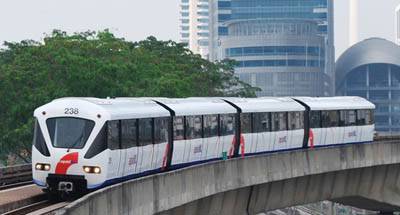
[194, 145, 202, 154]
[348, 131, 357, 137]
[279, 136, 287, 144]
[128, 155, 138, 166]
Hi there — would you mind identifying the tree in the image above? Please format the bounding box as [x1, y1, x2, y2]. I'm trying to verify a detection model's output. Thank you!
[0, 30, 259, 164]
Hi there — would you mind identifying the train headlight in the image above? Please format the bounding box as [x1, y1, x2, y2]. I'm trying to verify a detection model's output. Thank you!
[93, 167, 101, 174]
[83, 166, 101, 174]
[35, 163, 50, 171]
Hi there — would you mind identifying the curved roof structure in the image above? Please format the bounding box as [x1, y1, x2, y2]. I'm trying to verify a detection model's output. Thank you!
[336, 38, 400, 88]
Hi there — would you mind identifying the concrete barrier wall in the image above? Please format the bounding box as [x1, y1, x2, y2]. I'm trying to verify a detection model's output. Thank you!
[58, 141, 400, 215]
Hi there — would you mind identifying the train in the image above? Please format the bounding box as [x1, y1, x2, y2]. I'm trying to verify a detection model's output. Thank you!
[32, 97, 375, 195]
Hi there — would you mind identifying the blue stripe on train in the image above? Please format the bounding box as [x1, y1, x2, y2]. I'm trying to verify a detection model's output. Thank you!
[87, 140, 374, 190]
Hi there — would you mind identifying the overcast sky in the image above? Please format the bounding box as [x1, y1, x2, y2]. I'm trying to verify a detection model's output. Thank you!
[0, 0, 399, 58]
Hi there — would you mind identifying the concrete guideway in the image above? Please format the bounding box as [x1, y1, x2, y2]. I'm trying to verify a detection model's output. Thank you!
[58, 140, 400, 215]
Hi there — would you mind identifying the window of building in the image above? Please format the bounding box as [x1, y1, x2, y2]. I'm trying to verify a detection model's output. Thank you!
[347, 66, 367, 88]
[370, 90, 389, 101]
[369, 64, 389, 87]
[391, 65, 400, 87]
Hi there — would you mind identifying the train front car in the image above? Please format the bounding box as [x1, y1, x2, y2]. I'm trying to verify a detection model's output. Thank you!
[32, 98, 109, 195]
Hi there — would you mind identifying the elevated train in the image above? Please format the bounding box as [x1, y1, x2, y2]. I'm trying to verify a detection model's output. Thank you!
[32, 97, 375, 194]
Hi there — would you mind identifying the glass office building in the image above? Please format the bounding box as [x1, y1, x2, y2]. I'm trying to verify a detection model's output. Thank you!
[336, 38, 400, 134]
[221, 19, 330, 96]
[181, 0, 334, 96]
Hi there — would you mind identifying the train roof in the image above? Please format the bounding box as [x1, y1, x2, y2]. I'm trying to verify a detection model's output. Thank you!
[34, 97, 171, 120]
[223, 97, 305, 113]
[293, 97, 375, 111]
[153, 98, 237, 116]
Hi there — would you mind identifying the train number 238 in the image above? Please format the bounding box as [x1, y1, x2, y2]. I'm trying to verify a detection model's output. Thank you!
[64, 108, 79, 115]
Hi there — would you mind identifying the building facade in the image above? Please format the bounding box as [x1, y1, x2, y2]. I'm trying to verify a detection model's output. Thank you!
[221, 19, 330, 96]
[180, 0, 211, 59]
[180, 0, 335, 96]
[336, 38, 400, 134]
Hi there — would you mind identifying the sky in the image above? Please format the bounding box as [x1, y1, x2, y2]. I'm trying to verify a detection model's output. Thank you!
[0, 0, 399, 58]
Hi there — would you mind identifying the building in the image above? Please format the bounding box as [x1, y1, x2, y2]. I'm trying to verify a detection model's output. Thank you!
[336, 38, 400, 134]
[180, 0, 335, 96]
[396, 4, 400, 45]
[221, 19, 330, 97]
[180, 0, 211, 59]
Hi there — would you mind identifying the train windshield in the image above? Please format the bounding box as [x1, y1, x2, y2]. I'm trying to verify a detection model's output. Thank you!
[47, 117, 95, 149]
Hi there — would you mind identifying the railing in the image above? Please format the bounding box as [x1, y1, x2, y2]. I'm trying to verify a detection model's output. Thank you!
[0, 164, 32, 189]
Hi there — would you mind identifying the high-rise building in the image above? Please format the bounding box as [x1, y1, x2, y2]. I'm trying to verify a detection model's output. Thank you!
[336, 38, 400, 134]
[396, 4, 400, 45]
[179, 0, 211, 59]
[221, 19, 330, 96]
[180, 0, 335, 96]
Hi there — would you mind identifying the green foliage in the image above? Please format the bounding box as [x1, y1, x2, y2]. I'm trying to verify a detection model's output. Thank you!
[0, 30, 258, 164]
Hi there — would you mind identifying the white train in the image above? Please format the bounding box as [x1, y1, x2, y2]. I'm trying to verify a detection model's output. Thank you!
[32, 97, 375, 195]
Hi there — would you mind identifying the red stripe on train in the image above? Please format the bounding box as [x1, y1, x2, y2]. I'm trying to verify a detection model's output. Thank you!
[55, 152, 79, 175]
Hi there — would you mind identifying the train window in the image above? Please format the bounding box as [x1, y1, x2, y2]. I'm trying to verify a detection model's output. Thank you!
[85, 124, 107, 159]
[241, 113, 252, 134]
[186, 115, 203, 139]
[47, 117, 95, 149]
[107, 120, 120, 150]
[288, 112, 303, 130]
[366, 109, 375, 125]
[310, 111, 321, 128]
[121, 119, 137, 148]
[204, 115, 218, 137]
[340, 110, 357, 126]
[154, 117, 169, 144]
[271, 112, 287, 131]
[253, 112, 270, 133]
[321, 111, 339, 128]
[173, 116, 185, 140]
[357, 110, 366, 125]
[220, 114, 235, 136]
[138, 118, 153, 146]
[33, 120, 50, 156]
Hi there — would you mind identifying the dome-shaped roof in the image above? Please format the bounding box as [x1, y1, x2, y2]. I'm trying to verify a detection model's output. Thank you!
[336, 38, 400, 88]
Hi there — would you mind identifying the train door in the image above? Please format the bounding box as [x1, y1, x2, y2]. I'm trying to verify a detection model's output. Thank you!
[120, 119, 139, 176]
[137, 118, 154, 173]
[343, 110, 358, 144]
[240, 113, 253, 154]
[107, 121, 121, 179]
[153, 117, 170, 170]
[337, 111, 346, 145]
[171, 116, 186, 166]
[204, 115, 219, 160]
[186, 115, 204, 163]
[309, 111, 322, 147]
[271, 112, 288, 151]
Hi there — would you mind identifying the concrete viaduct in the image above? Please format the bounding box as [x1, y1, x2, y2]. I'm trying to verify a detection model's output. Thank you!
[58, 138, 400, 215]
